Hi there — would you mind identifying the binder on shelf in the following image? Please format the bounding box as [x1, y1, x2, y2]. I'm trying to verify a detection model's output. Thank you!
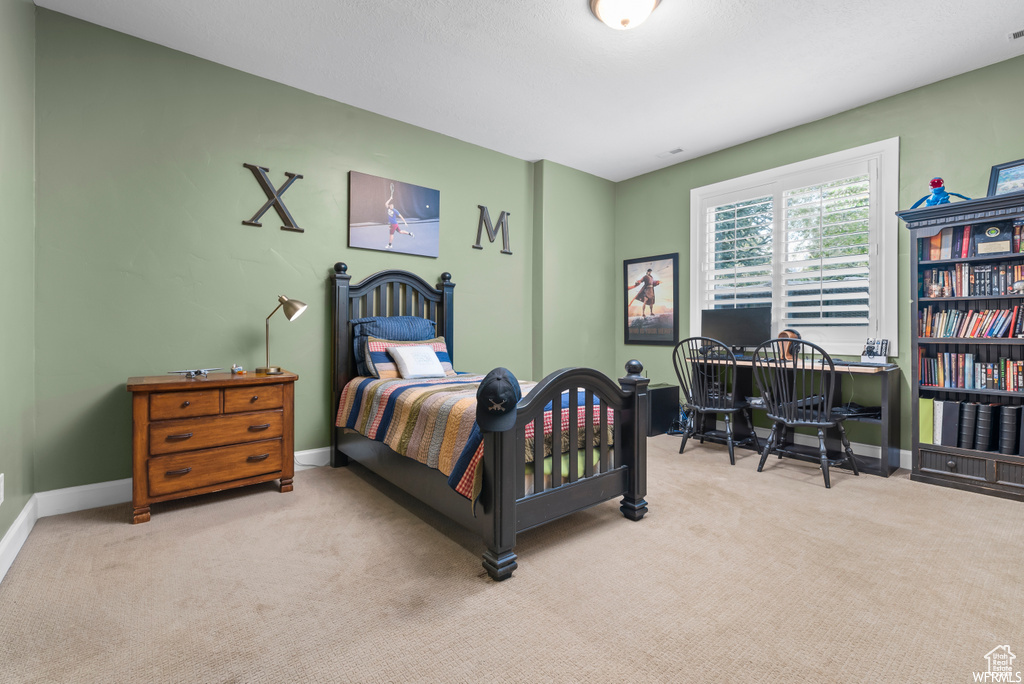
[933, 400, 960, 447]
[958, 402, 978, 450]
[1019, 410, 1024, 458]
[974, 404, 997, 452]
[999, 405, 1020, 455]
[920, 397, 934, 445]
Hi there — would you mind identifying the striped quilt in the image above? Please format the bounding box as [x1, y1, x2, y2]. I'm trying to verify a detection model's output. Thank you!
[336, 375, 612, 500]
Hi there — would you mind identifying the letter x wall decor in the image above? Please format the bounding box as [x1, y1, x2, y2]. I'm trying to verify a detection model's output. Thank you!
[242, 163, 304, 233]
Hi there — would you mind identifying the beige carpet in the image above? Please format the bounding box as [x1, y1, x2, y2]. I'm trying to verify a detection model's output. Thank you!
[1, 436, 1022, 683]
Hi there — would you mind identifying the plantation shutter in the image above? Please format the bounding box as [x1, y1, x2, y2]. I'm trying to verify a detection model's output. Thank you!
[701, 195, 774, 310]
[691, 139, 898, 356]
[779, 174, 871, 329]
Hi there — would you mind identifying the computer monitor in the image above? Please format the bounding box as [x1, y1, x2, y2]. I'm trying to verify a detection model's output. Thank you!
[700, 307, 772, 353]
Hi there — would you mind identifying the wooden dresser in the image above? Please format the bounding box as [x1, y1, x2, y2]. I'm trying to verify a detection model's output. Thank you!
[126, 371, 297, 523]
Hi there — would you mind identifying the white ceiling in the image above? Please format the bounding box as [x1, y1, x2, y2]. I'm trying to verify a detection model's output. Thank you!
[34, 0, 1024, 182]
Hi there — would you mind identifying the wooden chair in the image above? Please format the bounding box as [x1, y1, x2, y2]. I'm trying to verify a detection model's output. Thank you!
[672, 337, 760, 465]
[750, 338, 859, 488]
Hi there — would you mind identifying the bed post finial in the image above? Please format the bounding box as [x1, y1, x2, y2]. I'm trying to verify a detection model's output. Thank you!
[334, 262, 348, 274]
[438, 272, 455, 365]
[619, 359, 649, 522]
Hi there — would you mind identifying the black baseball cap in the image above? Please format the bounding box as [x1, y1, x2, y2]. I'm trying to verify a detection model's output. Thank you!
[476, 367, 522, 432]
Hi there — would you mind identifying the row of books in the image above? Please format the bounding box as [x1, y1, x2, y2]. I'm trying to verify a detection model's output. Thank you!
[918, 220, 1024, 262]
[920, 262, 1024, 299]
[920, 398, 1022, 455]
[917, 306, 1024, 339]
[919, 352, 1024, 392]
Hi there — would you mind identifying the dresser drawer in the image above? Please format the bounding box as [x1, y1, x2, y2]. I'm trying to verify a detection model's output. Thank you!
[224, 384, 283, 413]
[149, 410, 284, 455]
[150, 390, 220, 420]
[147, 439, 284, 497]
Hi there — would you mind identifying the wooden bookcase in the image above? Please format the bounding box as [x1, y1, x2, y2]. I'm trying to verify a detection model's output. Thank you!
[898, 194, 1024, 501]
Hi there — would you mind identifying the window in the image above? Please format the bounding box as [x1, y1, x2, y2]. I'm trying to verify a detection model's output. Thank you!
[690, 138, 899, 356]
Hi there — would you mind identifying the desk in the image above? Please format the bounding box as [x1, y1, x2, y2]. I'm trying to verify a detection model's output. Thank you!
[690, 361, 901, 477]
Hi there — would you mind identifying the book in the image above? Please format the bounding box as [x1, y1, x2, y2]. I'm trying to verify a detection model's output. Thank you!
[975, 403, 997, 452]
[959, 402, 978, 450]
[939, 227, 953, 260]
[999, 405, 1020, 455]
[929, 233, 942, 261]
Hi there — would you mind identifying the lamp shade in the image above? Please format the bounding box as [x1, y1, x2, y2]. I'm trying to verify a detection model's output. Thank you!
[590, 0, 660, 30]
[279, 295, 307, 321]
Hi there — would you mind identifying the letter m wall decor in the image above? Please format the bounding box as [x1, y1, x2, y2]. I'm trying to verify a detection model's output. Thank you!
[473, 205, 512, 255]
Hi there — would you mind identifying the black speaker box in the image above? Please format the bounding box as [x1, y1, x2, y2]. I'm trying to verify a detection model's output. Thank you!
[648, 383, 680, 436]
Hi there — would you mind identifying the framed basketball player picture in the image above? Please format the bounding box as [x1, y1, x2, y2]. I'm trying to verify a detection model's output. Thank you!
[348, 171, 440, 257]
[623, 253, 678, 345]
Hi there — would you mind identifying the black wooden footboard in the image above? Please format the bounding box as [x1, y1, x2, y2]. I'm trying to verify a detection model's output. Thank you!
[330, 263, 648, 581]
[480, 362, 649, 580]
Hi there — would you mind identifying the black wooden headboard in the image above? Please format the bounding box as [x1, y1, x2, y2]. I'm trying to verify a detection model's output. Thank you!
[330, 262, 456, 409]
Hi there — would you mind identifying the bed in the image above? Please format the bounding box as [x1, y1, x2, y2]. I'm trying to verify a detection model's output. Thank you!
[330, 263, 650, 580]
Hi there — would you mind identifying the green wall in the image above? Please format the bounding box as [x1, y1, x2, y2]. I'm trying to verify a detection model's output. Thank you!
[613, 54, 1024, 450]
[7, 7, 1024, 537]
[532, 161, 617, 378]
[0, 0, 36, 537]
[32, 11, 558, 492]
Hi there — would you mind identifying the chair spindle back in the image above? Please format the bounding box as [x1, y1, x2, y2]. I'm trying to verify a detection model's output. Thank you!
[672, 337, 738, 412]
[751, 338, 837, 426]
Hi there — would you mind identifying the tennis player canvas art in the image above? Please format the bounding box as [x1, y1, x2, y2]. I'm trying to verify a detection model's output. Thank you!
[348, 171, 440, 257]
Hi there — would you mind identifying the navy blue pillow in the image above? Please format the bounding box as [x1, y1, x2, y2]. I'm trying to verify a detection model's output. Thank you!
[351, 316, 437, 376]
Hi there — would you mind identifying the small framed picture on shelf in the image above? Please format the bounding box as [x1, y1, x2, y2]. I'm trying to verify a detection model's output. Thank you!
[987, 158, 1024, 198]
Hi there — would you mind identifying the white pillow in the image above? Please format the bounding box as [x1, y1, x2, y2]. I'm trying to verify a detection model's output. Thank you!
[387, 345, 447, 379]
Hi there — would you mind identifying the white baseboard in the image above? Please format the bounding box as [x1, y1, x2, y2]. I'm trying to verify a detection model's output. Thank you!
[35, 478, 132, 518]
[0, 495, 38, 585]
[294, 446, 330, 470]
[0, 446, 331, 586]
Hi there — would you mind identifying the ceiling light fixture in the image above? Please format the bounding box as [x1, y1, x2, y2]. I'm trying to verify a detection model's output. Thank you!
[590, 0, 661, 31]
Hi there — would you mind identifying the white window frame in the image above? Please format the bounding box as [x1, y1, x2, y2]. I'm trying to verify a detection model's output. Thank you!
[689, 138, 900, 357]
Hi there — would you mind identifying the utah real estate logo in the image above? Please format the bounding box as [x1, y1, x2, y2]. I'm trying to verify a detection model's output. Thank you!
[974, 645, 1021, 682]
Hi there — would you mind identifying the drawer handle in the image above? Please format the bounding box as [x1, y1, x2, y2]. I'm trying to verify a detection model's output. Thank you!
[182, 400, 191, 408]
[249, 423, 271, 431]
[247, 453, 270, 462]
[947, 460, 957, 471]
[166, 467, 192, 476]
[251, 395, 259, 402]
[167, 432, 193, 440]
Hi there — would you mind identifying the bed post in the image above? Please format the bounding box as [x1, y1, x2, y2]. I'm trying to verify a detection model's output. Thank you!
[438, 272, 455, 364]
[618, 359, 649, 521]
[480, 428, 518, 581]
[332, 262, 351, 467]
